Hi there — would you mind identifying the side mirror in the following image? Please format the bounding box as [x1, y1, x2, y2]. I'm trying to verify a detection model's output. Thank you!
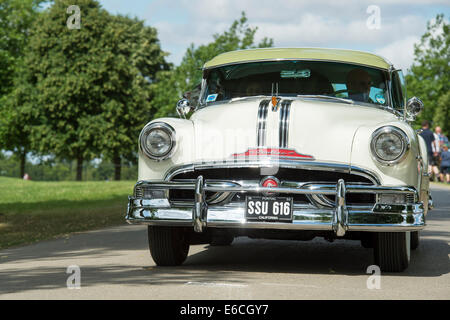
[176, 83, 202, 118]
[405, 96, 424, 121]
[176, 98, 193, 119]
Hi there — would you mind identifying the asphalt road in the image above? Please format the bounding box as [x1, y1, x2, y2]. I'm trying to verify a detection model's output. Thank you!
[0, 184, 449, 300]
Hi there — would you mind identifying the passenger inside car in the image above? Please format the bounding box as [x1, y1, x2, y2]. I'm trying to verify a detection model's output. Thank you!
[346, 68, 374, 102]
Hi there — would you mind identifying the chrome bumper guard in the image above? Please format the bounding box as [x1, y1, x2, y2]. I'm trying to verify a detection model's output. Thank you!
[126, 177, 425, 235]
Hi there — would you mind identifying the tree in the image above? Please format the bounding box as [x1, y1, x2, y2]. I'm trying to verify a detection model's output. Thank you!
[434, 92, 450, 135]
[406, 14, 449, 129]
[0, 64, 38, 178]
[151, 12, 273, 118]
[0, 0, 45, 178]
[94, 14, 169, 180]
[21, 0, 109, 180]
[0, 0, 45, 97]
[19, 0, 168, 180]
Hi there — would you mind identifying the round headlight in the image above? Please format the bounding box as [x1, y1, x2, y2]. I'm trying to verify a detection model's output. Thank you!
[370, 126, 409, 165]
[140, 122, 176, 160]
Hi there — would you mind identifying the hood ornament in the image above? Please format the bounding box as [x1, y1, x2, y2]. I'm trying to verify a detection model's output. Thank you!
[271, 82, 281, 111]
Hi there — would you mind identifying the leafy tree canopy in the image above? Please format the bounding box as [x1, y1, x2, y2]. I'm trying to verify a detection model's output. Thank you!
[93, 13, 170, 179]
[406, 13, 449, 131]
[434, 91, 450, 135]
[0, 0, 47, 177]
[0, 0, 46, 96]
[11, 0, 168, 180]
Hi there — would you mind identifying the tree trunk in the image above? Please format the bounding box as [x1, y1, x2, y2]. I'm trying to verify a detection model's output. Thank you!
[19, 150, 26, 179]
[76, 155, 83, 181]
[113, 153, 121, 181]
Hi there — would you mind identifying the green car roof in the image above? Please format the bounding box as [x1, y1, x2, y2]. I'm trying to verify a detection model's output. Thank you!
[203, 47, 392, 70]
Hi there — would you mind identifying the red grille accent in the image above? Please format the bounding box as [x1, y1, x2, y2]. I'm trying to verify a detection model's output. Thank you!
[261, 178, 278, 188]
[232, 148, 314, 159]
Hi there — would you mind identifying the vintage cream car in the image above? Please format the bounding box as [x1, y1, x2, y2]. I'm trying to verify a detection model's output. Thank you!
[126, 48, 430, 272]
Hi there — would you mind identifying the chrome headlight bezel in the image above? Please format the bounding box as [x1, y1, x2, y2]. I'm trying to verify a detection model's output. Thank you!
[139, 122, 176, 161]
[370, 126, 410, 165]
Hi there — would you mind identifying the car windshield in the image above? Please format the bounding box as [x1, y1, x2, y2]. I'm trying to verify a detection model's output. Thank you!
[202, 60, 389, 107]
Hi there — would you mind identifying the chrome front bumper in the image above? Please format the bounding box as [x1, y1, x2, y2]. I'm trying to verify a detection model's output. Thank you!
[126, 177, 425, 236]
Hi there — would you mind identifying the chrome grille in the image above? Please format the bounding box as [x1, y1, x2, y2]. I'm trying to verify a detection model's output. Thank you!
[406, 193, 415, 203]
[168, 167, 376, 206]
[134, 187, 143, 198]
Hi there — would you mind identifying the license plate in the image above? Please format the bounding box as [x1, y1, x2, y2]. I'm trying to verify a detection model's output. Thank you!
[245, 196, 293, 222]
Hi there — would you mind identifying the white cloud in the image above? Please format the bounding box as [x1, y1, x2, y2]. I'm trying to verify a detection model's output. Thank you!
[375, 36, 420, 72]
[135, 0, 446, 69]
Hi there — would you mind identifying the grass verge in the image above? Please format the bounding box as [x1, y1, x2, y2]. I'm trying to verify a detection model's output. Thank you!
[0, 176, 134, 250]
[430, 181, 450, 189]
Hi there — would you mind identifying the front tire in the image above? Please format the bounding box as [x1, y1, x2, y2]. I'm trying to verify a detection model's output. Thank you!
[411, 231, 420, 250]
[210, 234, 234, 246]
[148, 226, 190, 266]
[360, 233, 374, 248]
[374, 232, 410, 272]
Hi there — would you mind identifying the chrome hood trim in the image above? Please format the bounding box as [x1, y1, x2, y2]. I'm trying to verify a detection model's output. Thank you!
[279, 100, 292, 148]
[164, 159, 381, 185]
[256, 100, 270, 146]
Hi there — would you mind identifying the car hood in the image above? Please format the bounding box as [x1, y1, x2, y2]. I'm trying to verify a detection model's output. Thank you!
[189, 97, 397, 164]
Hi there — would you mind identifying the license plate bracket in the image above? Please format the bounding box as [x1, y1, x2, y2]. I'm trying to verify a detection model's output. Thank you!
[245, 196, 293, 222]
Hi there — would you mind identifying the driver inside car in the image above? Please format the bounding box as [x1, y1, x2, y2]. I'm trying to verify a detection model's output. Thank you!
[246, 81, 263, 96]
[346, 68, 374, 103]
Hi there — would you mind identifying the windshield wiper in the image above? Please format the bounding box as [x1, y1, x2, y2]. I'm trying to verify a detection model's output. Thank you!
[297, 95, 354, 104]
[229, 95, 270, 102]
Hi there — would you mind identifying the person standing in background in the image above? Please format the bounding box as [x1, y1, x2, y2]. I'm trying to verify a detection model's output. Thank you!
[432, 126, 449, 181]
[432, 127, 442, 180]
[435, 126, 449, 150]
[439, 144, 450, 184]
[419, 121, 437, 179]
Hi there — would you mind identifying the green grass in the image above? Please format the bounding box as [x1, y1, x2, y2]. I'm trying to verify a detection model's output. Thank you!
[0, 176, 135, 250]
[430, 181, 450, 188]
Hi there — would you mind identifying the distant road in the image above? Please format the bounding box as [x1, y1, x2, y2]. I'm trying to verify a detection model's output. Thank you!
[0, 184, 449, 299]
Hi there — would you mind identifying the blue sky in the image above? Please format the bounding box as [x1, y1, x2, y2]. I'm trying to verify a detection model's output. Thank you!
[93, 1, 448, 71]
